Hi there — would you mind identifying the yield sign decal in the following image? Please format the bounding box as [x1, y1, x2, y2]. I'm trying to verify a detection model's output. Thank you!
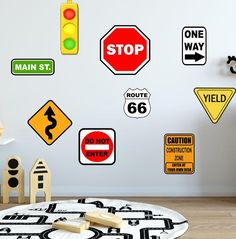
[194, 88, 236, 124]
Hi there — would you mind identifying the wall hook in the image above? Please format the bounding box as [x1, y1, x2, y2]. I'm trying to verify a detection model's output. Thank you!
[227, 56, 236, 74]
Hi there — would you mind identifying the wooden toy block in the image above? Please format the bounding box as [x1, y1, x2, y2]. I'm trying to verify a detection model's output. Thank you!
[52, 218, 90, 233]
[30, 158, 51, 204]
[2, 155, 24, 204]
[85, 211, 123, 228]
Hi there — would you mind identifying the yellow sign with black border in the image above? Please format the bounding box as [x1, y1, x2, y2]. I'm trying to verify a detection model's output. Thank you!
[28, 100, 72, 145]
[194, 88, 235, 124]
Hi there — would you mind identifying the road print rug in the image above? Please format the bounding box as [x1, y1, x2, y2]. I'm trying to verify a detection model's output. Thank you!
[0, 198, 188, 239]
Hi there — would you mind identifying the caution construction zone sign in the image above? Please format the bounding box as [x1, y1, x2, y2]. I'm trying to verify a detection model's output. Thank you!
[164, 134, 195, 174]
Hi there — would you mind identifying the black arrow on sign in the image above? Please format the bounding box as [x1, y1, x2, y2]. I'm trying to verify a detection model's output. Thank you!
[44, 106, 57, 140]
[185, 52, 204, 62]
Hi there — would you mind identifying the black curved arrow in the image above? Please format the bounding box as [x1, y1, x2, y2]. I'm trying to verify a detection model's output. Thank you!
[44, 106, 57, 140]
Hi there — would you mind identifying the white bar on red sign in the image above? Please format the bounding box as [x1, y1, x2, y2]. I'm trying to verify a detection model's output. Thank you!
[85, 144, 110, 150]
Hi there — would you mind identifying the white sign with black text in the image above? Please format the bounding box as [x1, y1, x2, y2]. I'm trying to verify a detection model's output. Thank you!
[124, 88, 151, 118]
[182, 26, 207, 65]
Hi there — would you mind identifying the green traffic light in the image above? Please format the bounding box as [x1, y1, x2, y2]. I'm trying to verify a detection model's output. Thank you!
[64, 38, 76, 50]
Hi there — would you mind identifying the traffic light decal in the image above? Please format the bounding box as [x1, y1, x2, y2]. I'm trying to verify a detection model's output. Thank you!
[61, 0, 79, 54]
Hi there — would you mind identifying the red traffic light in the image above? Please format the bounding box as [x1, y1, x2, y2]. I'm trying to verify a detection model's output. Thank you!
[64, 8, 76, 20]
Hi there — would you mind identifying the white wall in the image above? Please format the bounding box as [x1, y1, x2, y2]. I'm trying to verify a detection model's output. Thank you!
[0, 0, 236, 196]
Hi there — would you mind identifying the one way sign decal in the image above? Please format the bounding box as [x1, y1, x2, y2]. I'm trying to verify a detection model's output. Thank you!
[182, 26, 207, 65]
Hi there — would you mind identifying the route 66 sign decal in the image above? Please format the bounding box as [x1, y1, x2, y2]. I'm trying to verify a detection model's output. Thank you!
[124, 88, 151, 118]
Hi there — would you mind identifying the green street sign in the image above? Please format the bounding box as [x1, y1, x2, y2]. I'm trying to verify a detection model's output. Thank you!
[11, 59, 55, 75]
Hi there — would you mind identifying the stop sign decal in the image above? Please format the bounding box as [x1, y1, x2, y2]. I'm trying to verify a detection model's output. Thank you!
[100, 25, 150, 75]
[79, 128, 116, 165]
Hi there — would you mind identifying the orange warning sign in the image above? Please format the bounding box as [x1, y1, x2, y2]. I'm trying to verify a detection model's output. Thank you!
[164, 134, 195, 174]
[28, 100, 72, 145]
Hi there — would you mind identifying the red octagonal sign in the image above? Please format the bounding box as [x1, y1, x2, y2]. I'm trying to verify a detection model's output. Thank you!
[100, 25, 151, 75]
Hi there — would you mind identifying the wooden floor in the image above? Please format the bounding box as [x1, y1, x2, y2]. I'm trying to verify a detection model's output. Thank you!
[0, 197, 236, 238]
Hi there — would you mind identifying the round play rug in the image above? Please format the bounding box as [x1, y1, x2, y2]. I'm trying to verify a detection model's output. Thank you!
[0, 198, 188, 239]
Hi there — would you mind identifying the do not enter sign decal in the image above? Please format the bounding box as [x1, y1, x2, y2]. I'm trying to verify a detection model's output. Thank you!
[81, 131, 113, 162]
[79, 128, 116, 165]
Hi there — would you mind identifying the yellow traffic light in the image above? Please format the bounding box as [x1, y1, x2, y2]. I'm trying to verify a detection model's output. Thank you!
[61, 0, 79, 55]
